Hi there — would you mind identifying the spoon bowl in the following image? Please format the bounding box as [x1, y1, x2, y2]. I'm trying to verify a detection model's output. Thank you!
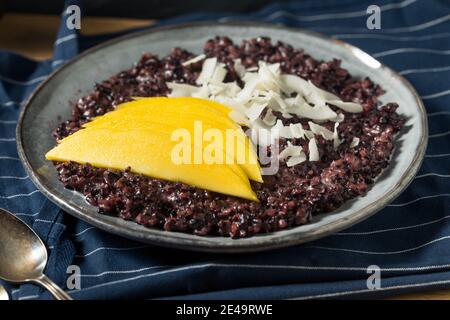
[0, 208, 72, 300]
[0, 209, 47, 282]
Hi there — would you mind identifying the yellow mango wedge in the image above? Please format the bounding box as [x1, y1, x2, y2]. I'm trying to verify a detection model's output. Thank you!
[47, 128, 257, 201]
[65, 120, 251, 184]
[127, 97, 231, 117]
[83, 97, 262, 182]
[81, 120, 256, 182]
[46, 97, 262, 201]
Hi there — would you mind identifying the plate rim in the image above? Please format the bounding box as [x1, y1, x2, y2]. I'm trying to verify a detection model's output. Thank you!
[16, 21, 428, 253]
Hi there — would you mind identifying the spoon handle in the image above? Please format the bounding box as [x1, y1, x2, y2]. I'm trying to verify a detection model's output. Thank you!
[34, 275, 73, 300]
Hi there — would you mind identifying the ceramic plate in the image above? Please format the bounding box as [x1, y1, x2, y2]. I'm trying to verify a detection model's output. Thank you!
[16, 23, 427, 252]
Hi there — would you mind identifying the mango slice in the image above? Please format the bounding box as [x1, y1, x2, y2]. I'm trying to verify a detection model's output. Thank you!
[126, 97, 232, 118]
[66, 120, 251, 184]
[46, 97, 262, 201]
[47, 128, 257, 201]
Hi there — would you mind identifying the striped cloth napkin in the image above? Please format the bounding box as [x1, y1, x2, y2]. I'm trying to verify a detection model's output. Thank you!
[1, 0, 449, 299]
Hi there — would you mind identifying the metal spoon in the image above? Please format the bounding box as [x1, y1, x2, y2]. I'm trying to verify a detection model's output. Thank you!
[0, 284, 9, 300]
[0, 208, 72, 300]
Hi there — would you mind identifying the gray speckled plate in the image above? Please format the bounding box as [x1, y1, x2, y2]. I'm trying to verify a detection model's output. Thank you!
[16, 23, 427, 253]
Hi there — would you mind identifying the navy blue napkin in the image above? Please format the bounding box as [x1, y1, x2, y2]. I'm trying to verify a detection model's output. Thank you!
[1, 0, 450, 300]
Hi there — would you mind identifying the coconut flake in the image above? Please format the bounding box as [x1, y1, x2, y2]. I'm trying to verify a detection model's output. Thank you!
[242, 72, 258, 84]
[302, 79, 363, 114]
[266, 62, 281, 75]
[328, 100, 363, 113]
[279, 74, 310, 95]
[273, 120, 293, 138]
[268, 91, 288, 111]
[292, 103, 337, 121]
[310, 82, 363, 113]
[210, 63, 227, 84]
[246, 66, 259, 72]
[308, 138, 320, 161]
[262, 108, 277, 126]
[287, 154, 307, 167]
[303, 129, 315, 140]
[289, 123, 305, 139]
[279, 141, 303, 160]
[258, 63, 282, 93]
[236, 77, 259, 103]
[308, 121, 334, 140]
[229, 110, 252, 127]
[196, 58, 217, 85]
[285, 94, 307, 107]
[307, 80, 339, 101]
[279, 140, 307, 167]
[224, 82, 242, 97]
[250, 125, 276, 147]
[191, 83, 209, 99]
[208, 83, 226, 96]
[245, 103, 267, 121]
[281, 113, 293, 119]
[214, 96, 247, 114]
[233, 59, 246, 77]
[182, 54, 206, 66]
[333, 122, 342, 149]
[284, 93, 337, 120]
[330, 113, 345, 123]
[167, 82, 200, 97]
[260, 128, 277, 147]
